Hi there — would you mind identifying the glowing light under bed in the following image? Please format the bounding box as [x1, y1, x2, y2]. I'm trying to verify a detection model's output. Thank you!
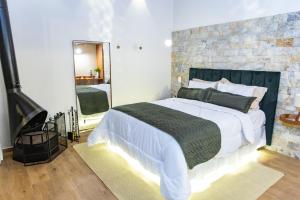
[108, 144, 160, 184]
[190, 151, 259, 192]
[107, 144, 259, 193]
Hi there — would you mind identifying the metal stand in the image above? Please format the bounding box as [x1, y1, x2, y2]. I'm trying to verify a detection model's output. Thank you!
[68, 107, 80, 142]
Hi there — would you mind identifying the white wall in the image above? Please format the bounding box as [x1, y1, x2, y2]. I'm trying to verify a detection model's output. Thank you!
[74, 44, 97, 76]
[0, 142, 2, 163]
[0, 64, 10, 149]
[0, 0, 173, 148]
[174, 0, 300, 31]
[103, 43, 111, 83]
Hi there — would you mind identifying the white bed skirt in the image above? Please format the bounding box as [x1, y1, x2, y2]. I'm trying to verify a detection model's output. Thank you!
[106, 136, 265, 194]
[188, 142, 263, 192]
[88, 98, 267, 200]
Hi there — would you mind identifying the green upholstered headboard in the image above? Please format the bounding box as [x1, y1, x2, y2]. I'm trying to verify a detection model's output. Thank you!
[189, 68, 281, 145]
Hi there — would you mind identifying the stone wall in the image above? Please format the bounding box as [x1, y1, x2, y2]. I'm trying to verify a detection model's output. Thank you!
[172, 11, 300, 158]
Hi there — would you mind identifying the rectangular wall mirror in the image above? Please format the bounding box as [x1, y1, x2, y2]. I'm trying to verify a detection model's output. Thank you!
[72, 41, 112, 131]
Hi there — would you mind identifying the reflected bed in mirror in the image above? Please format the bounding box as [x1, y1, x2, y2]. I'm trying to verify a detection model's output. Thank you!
[73, 41, 112, 131]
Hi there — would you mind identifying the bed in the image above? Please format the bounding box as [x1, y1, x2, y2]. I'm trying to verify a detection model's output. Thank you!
[88, 69, 280, 200]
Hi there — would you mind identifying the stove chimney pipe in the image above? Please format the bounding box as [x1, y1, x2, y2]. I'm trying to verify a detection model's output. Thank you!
[0, 0, 47, 143]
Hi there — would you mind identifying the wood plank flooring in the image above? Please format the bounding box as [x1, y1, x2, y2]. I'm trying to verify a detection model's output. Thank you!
[0, 132, 299, 200]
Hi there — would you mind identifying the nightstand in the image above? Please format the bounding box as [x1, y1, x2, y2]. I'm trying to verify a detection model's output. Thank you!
[279, 114, 300, 128]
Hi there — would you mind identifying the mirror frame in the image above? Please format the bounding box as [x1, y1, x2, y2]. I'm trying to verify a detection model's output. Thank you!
[72, 40, 113, 131]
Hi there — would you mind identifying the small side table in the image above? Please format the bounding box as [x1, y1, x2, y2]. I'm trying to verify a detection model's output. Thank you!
[279, 114, 300, 128]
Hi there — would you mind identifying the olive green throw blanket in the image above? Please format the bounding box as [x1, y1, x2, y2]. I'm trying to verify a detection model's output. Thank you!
[76, 86, 109, 115]
[113, 102, 221, 169]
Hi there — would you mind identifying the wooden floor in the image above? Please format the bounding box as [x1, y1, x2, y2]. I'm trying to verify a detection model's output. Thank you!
[0, 132, 299, 200]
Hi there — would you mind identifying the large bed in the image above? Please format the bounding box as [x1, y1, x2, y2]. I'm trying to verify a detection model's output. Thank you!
[88, 69, 280, 200]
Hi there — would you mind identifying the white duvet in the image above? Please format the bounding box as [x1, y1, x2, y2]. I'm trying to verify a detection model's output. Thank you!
[88, 98, 265, 200]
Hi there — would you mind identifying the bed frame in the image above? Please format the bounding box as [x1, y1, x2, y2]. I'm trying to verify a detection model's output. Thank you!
[189, 68, 281, 145]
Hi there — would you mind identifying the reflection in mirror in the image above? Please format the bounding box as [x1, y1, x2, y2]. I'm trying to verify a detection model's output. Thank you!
[73, 41, 111, 132]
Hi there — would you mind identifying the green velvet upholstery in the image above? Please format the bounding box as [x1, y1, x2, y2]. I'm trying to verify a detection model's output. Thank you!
[189, 68, 281, 145]
[177, 87, 209, 102]
[207, 89, 256, 113]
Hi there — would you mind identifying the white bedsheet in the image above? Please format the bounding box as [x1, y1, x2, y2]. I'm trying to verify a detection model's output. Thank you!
[88, 98, 265, 200]
[247, 109, 266, 144]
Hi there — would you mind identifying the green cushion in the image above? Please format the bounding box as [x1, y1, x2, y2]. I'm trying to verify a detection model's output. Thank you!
[177, 87, 209, 102]
[207, 89, 256, 113]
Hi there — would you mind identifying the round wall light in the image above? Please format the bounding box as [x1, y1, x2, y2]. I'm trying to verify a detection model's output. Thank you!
[164, 39, 172, 47]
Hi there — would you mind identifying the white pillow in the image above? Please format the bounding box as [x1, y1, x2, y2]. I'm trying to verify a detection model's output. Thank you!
[219, 77, 235, 84]
[188, 80, 218, 89]
[219, 78, 268, 110]
[220, 78, 231, 84]
[251, 87, 268, 109]
[217, 82, 256, 97]
[192, 78, 219, 84]
[193, 78, 233, 86]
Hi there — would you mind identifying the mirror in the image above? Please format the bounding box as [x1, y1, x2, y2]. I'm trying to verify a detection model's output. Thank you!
[72, 41, 112, 131]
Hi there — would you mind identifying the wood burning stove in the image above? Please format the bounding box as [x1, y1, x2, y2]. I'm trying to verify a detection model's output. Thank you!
[0, 0, 67, 164]
[13, 113, 68, 165]
[0, 0, 48, 142]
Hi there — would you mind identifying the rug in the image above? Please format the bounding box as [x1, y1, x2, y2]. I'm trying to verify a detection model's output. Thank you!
[74, 143, 283, 200]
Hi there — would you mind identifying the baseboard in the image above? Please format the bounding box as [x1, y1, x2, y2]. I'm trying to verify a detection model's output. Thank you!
[1, 146, 13, 164]
[3, 147, 13, 153]
[2, 145, 13, 153]
[0, 149, 2, 163]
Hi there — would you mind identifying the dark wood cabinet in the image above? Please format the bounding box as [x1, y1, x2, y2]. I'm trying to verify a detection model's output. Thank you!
[75, 76, 103, 85]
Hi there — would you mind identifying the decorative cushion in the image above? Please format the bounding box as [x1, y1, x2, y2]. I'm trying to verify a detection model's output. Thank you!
[177, 87, 209, 102]
[220, 78, 268, 110]
[207, 89, 257, 113]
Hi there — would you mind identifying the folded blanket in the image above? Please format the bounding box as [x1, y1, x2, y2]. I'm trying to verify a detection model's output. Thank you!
[113, 102, 221, 169]
[76, 86, 109, 115]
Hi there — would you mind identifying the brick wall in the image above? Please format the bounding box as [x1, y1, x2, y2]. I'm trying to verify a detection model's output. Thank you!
[172, 11, 300, 158]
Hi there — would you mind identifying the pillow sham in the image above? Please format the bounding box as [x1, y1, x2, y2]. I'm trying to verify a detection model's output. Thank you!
[194, 78, 230, 84]
[177, 87, 209, 102]
[251, 86, 268, 109]
[192, 78, 219, 84]
[188, 80, 218, 89]
[207, 89, 256, 113]
[220, 77, 231, 84]
[217, 82, 256, 97]
[219, 78, 268, 110]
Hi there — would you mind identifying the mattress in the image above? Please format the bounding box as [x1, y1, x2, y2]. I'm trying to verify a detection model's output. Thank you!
[88, 98, 266, 200]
